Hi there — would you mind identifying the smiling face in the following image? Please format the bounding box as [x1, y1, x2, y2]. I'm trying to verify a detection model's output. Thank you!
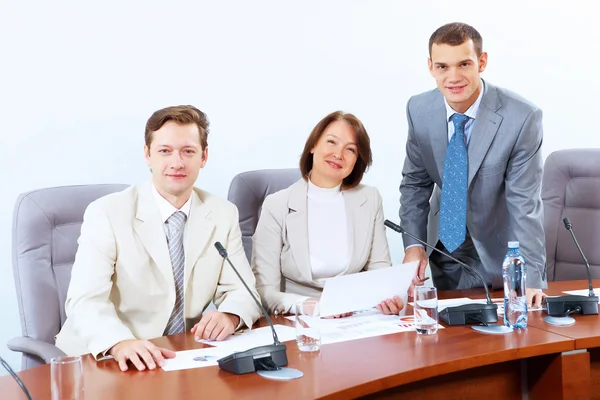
[428, 39, 487, 113]
[309, 120, 358, 188]
[144, 121, 207, 207]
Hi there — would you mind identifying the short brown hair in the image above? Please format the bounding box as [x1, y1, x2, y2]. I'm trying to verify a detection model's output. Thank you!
[299, 111, 372, 189]
[429, 22, 483, 57]
[145, 105, 209, 150]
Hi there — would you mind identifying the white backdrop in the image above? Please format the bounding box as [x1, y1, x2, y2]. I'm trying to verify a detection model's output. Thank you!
[1, 0, 598, 371]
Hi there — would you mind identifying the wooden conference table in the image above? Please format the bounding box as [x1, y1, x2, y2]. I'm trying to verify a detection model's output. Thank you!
[2, 280, 599, 400]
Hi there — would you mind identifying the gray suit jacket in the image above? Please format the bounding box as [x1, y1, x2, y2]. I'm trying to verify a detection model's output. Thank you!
[399, 80, 547, 289]
[252, 179, 391, 314]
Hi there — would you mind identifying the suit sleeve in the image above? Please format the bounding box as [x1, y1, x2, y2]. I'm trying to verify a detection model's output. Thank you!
[64, 202, 136, 359]
[505, 108, 547, 289]
[252, 195, 308, 314]
[399, 99, 435, 247]
[213, 206, 262, 329]
[364, 189, 392, 270]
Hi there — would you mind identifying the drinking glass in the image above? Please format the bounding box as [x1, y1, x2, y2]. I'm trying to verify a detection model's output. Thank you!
[51, 356, 84, 400]
[414, 286, 439, 335]
[295, 299, 321, 352]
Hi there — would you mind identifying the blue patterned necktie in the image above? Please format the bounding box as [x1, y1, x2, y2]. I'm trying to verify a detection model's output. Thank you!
[164, 211, 187, 335]
[439, 113, 470, 253]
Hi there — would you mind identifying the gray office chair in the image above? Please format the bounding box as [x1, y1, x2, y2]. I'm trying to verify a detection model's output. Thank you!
[542, 149, 600, 281]
[227, 169, 301, 261]
[9, 184, 129, 369]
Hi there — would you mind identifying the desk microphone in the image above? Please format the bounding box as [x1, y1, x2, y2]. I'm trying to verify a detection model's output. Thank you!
[384, 220, 498, 325]
[0, 355, 33, 400]
[545, 218, 599, 316]
[214, 242, 288, 375]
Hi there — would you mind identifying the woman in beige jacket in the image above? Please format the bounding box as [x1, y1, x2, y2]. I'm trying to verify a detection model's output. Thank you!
[252, 111, 404, 316]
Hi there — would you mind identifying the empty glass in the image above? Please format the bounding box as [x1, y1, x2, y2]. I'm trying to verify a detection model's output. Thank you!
[295, 299, 321, 352]
[51, 355, 84, 400]
[414, 286, 439, 335]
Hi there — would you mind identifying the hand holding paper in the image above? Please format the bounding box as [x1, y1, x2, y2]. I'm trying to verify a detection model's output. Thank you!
[319, 262, 419, 317]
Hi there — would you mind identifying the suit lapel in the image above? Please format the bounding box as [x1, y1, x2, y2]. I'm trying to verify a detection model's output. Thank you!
[345, 188, 368, 272]
[184, 189, 215, 286]
[427, 98, 449, 182]
[134, 183, 174, 284]
[467, 83, 503, 187]
[286, 180, 313, 283]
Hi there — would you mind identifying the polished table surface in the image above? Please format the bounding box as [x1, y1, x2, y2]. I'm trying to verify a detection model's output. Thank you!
[3, 280, 600, 400]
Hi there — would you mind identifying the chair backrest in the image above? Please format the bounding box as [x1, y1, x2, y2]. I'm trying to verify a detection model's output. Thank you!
[12, 184, 128, 368]
[227, 169, 301, 261]
[542, 149, 600, 281]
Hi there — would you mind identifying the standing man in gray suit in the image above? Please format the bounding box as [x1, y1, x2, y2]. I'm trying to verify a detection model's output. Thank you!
[399, 22, 546, 307]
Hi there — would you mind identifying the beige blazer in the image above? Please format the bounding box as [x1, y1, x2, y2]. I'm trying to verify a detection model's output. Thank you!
[55, 183, 261, 358]
[252, 179, 391, 314]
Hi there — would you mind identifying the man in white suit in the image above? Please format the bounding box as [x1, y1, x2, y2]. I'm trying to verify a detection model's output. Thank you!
[55, 105, 261, 371]
[399, 23, 547, 307]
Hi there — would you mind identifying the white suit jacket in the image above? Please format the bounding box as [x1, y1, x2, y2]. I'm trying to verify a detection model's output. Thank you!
[252, 179, 391, 314]
[55, 183, 261, 358]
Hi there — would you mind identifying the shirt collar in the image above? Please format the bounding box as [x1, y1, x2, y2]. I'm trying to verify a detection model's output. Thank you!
[444, 79, 485, 122]
[151, 182, 192, 223]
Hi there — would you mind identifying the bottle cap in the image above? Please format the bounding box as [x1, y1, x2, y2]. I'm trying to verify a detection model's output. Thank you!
[508, 241, 519, 248]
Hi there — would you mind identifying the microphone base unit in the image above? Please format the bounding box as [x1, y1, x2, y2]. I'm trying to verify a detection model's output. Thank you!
[546, 295, 599, 316]
[218, 344, 288, 375]
[439, 303, 499, 325]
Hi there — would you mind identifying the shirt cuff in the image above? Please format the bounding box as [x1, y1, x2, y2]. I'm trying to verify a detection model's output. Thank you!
[405, 244, 425, 250]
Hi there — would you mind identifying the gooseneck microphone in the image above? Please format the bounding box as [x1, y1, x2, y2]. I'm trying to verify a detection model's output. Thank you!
[384, 220, 498, 325]
[545, 218, 599, 316]
[0, 355, 33, 400]
[213, 242, 288, 374]
[563, 218, 595, 297]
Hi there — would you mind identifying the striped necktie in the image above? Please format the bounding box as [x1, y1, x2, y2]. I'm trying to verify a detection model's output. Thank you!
[439, 113, 470, 253]
[164, 211, 186, 335]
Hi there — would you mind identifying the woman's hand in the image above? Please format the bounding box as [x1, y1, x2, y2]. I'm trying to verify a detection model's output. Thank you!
[376, 296, 405, 315]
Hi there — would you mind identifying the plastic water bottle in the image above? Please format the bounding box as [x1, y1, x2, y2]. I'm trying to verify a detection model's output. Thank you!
[502, 241, 528, 328]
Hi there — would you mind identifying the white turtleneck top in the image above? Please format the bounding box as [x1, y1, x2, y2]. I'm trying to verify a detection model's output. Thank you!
[307, 179, 350, 280]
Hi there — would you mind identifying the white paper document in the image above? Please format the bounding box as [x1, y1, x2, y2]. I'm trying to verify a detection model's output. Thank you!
[287, 314, 404, 343]
[161, 347, 234, 371]
[320, 320, 404, 344]
[162, 325, 297, 371]
[286, 308, 444, 345]
[562, 288, 600, 303]
[319, 261, 419, 317]
[197, 325, 297, 351]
